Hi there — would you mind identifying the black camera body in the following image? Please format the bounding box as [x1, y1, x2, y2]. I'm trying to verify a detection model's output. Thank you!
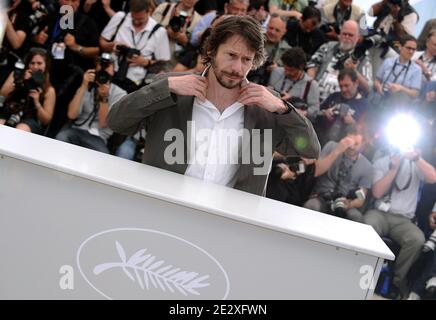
[320, 22, 340, 35]
[169, 11, 188, 33]
[95, 53, 113, 85]
[116, 45, 141, 58]
[29, 2, 56, 36]
[323, 188, 365, 218]
[332, 103, 351, 117]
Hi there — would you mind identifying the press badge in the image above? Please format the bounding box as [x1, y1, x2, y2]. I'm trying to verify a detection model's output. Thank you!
[52, 42, 66, 60]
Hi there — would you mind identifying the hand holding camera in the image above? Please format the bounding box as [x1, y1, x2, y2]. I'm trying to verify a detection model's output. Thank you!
[337, 136, 355, 154]
[82, 69, 96, 88]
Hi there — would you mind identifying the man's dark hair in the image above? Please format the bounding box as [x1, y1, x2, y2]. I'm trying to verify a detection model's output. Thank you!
[338, 68, 358, 82]
[202, 15, 266, 69]
[281, 48, 306, 70]
[130, 0, 151, 13]
[399, 34, 417, 46]
[301, 5, 321, 23]
[345, 123, 363, 137]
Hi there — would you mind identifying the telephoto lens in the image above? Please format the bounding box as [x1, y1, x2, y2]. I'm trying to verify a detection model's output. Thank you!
[422, 230, 436, 252]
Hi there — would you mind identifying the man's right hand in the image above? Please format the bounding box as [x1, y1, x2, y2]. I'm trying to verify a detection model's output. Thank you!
[168, 75, 208, 102]
[323, 107, 335, 121]
[82, 69, 95, 88]
[389, 153, 402, 171]
[336, 136, 355, 154]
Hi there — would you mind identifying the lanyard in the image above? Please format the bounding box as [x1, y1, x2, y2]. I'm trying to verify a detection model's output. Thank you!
[333, 155, 357, 193]
[130, 29, 147, 50]
[382, 58, 411, 87]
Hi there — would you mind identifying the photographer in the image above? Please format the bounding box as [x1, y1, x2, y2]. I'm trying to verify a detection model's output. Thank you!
[307, 20, 372, 102]
[413, 29, 436, 83]
[152, 0, 202, 62]
[320, 0, 366, 41]
[0, 0, 35, 86]
[317, 68, 369, 145]
[268, 48, 320, 122]
[370, 0, 418, 43]
[284, 6, 326, 60]
[266, 152, 317, 207]
[373, 35, 421, 109]
[303, 126, 373, 222]
[100, 0, 170, 93]
[247, 14, 289, 85]
[364, 145, 436, 299]
[0, 47, 55, 134]
[408, 204, 436, 300]
[55, 54, 126, 153]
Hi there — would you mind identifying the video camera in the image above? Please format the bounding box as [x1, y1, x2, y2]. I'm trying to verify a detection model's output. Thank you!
[169, 11, 188, 33]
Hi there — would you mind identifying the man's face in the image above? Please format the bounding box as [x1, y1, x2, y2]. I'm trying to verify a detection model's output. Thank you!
[300, 18, 319, 33]
[339, 75, 359, 99]
[181, 0, 198, 10]
[266, 17, 286, 44]
[339, 23, 359, 51]
[210, 35, 255, 89]
[59, 0, 80, 11]
[345, 134, 363, 159]
[225, 1, 248, 16]
[340, 0, 353, 8]
[426, 35, 436, 56]
[284, 65, 302, 81]
[131, 10, 150, 28]
[400, 40, 417, 61]
[96, 62, 115, 77]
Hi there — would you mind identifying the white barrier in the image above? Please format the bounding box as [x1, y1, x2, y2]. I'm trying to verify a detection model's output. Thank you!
[0, 126, 394, 299]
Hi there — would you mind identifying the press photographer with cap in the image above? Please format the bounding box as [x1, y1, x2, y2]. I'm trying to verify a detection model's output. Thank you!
[55, 53, 126, 153]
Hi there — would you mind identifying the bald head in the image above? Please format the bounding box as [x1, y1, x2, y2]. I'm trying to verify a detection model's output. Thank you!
[266, 15, 286, 44]
[339, 20, 359, 51]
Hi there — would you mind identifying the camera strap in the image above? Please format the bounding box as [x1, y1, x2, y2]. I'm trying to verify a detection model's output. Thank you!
[110, 13, 128, 42]
[385, 158, 413, 203]
[333, 154, 357, 194]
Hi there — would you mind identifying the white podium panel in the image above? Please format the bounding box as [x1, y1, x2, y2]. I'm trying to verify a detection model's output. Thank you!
[0, 126, 394, 299]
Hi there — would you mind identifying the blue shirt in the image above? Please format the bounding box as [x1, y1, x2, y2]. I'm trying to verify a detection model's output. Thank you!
[376, 57, 422, 91]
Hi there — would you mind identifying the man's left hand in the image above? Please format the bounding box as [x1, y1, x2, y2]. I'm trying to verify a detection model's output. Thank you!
[388, 83, 403, 93]
[97, 83, 110, 99]
[64, 33, 77, 48]
[238, 83, 287, 113]
[127, 54, 150, 67]
[344, 58, 358, 70]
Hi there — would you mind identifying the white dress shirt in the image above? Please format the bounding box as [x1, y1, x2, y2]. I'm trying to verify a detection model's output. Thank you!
[185, 98, 245, 187]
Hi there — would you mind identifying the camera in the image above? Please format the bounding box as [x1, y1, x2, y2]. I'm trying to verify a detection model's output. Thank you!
[116, 45, 141, 58]
[2, 61, 45, 127]
[169, 11, 188, 33]
[423, 230, 436, 252]
[332, 103, 352, 117]
[271, 156, 306, 179]
[247, 57, 274, 85]
[286, 97, 308, 111]
[29, 2, 56, 36]
[95, 53, 113, 85]
[320, 22, 340, 35]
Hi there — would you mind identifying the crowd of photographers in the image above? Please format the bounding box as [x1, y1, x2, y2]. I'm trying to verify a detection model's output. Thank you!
[1, 0, 436, 300]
